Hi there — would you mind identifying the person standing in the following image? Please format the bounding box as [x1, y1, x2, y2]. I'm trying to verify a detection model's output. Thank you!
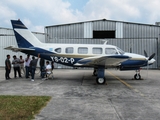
[25, 54, 31, 78]
[12, 55, 22, 78]
[39, 58, 45, 78]
[30, 54, 40, 81]
[5, 54, 11, 80]
[19, 55, 25, 76]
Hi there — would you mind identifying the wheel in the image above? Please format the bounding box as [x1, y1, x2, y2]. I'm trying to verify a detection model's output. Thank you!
[93, 70, 97, 76]
[134, 74, 141, 80]
[96, 77, 106, 84]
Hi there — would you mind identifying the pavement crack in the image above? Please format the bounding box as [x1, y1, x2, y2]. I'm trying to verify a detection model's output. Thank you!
[109, 98, 124, 120]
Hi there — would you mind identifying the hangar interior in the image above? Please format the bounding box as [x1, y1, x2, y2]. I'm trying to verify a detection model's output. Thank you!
[0, 19, 160, 69]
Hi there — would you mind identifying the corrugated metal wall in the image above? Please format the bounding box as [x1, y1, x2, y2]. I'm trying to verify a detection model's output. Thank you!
[0, 28, 45, 67]
[46, 23, 84, 39]
[45, 20, 160, 40]
[123, 23, 160, 38]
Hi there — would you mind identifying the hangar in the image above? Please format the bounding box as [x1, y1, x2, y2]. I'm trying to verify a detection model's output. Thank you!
[45, 19, 160, 69]
[0, 19, 160, 68]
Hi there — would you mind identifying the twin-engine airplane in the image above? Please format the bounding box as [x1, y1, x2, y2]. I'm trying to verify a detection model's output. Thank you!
[5, 19, 156, 84]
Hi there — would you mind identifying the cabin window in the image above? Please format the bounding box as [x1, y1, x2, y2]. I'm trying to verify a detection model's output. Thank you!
[92, 47, 102, 54]
[78, 47, 88, 54]
[105, 48, 118, 54]
[65, 47, 73, 53]
[55, 48, 61, 53]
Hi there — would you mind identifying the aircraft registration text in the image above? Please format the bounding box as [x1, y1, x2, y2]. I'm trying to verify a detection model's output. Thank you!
[52, 57, 75, 64]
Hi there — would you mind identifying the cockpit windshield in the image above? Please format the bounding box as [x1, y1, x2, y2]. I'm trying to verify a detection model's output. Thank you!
[117, 47, 125, 54]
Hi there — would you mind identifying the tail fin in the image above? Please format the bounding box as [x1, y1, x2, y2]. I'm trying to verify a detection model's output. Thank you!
[11, 19, 42, 48]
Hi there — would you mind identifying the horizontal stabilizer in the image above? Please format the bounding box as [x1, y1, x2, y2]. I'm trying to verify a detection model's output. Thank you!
[4, 46, 35, 52]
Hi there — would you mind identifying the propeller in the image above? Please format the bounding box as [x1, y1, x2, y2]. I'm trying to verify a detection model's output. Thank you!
[148, 53, 155, 61]
[144, 50, 155, 60]
[144, 50, 148, 57]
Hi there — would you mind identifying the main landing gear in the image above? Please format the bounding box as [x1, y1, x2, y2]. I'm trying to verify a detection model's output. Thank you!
[134, 69, 142, 80]
[93, 67, 106, 85]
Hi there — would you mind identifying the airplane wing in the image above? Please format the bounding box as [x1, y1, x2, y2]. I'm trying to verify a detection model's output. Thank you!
[4, 46, 35, 52]
[74, 55, 130, 67]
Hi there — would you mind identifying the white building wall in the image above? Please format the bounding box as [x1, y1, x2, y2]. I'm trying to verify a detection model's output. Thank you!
[116, 22, 123, 38]
[84, 22, 93, 38]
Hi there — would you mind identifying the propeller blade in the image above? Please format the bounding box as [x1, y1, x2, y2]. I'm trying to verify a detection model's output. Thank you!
[144, 50, 148, 57]
[148, 53, 155, 60]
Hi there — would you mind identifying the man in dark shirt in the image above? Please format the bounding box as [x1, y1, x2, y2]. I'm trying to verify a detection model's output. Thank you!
[12, 55, 22, 78]
[39, 58, 45, 78]
[5, 54, 11, 80]
[30, 54, 40, 81]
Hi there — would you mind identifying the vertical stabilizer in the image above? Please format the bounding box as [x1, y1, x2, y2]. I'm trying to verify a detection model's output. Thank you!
[11, 19, 43, 48]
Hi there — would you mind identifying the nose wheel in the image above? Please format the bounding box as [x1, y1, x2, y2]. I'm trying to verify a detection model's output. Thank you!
[134, 69, 142, 80]
[134, 74, 141, 80]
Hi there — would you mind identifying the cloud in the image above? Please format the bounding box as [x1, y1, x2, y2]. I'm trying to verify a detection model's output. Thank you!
[0, 2, 17, 27]
[1, 0, 160, 32]
[81, 0, 160, 24]
[22, 18, 44, 32]
[82, 0, 141, 22]
[6, 0, 78, 24]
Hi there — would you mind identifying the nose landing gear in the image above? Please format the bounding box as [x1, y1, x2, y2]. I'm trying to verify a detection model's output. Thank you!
[134, 69, 142, 80]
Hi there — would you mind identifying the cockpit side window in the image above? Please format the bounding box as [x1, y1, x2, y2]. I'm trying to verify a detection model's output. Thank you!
[105, 48, 118, 54]
[117, 47, 125, 54]
[55, 48, 61, 53]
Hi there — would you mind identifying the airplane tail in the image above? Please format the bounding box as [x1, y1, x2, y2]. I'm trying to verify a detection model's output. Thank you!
[11, 19, 43, 48]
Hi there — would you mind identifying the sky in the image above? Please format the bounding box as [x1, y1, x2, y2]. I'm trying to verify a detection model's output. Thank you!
[0, 0, 160, 32]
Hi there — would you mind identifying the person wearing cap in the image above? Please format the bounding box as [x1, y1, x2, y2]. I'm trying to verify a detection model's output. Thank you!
[12, 55, 22, 78]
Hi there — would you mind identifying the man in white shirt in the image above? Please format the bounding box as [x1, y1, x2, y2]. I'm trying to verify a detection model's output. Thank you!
[20, 55, 25, 76]
[46, 61, 51, 74]
[42, 61, 52, 80]
[25, 54, 31, 78]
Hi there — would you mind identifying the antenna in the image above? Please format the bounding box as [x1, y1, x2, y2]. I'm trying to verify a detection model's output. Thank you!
[102, 40, 108, 45]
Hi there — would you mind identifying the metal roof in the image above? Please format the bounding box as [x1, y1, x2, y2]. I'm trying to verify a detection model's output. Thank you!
[45, 18, 160, 28]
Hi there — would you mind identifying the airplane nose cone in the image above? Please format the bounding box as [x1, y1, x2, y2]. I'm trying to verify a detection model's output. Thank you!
[148, 58, 156, 65]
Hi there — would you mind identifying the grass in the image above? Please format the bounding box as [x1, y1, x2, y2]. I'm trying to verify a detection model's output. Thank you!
[0, 95, 51, 120]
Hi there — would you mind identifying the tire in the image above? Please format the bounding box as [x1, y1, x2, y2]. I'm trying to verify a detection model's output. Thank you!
[96, 77, 106, 84]
[134, 74, 141, 80]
